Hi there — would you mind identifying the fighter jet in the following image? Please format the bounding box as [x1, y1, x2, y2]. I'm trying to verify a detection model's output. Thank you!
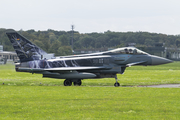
[6, 31, 173, 87]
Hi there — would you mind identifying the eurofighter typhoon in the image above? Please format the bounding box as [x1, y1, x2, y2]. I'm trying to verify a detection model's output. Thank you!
[6, 31, 173, 87]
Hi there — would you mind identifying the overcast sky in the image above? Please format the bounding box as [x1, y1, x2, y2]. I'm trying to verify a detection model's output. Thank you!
[1, 0, 180, 35]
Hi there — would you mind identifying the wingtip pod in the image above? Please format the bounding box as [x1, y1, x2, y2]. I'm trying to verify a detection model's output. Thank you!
[6, 31, 47, 63]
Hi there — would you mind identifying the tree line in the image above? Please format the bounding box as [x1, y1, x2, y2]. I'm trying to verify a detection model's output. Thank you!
[0, 28, 180, 56]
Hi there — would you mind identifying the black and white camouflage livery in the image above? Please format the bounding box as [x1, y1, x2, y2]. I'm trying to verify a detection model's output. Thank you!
[6, 31, 173, 86]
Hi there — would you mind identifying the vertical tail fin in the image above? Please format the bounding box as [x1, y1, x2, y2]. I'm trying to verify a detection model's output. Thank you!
[6, 31, 47, 62]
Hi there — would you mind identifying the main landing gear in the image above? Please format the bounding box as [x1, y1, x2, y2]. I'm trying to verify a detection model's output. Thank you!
[64, 79, 82, 86]
[63, 75, 120, 87]
[114, 75, 120, 87]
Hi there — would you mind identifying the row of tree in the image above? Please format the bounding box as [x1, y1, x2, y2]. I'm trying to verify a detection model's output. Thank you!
[0, 28, 180, 56]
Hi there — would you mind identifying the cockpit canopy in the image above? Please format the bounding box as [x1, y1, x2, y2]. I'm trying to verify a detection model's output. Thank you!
[108, 47, 148, 55]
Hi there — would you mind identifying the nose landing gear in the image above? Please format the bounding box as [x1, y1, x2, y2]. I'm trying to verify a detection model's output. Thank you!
[114, 75, 120, 87]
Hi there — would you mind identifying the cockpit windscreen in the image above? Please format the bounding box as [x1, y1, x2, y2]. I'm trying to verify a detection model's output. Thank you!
[109, 47, 148, 55]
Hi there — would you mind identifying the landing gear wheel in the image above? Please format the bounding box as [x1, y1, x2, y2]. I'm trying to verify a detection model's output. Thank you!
[114, 74, 120, 87]
[64, 79, 72, 86]
[114, 82, 120, 87]
[74, 80, 82, 86]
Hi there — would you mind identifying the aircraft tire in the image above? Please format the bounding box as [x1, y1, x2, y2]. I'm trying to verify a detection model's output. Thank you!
[74, 80, 82, 86]
[114, 82, 120, 87]
[64, 79, 72, 86]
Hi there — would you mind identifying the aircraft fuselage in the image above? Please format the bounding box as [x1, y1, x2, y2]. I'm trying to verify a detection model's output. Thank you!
[6, 31, 173, 86]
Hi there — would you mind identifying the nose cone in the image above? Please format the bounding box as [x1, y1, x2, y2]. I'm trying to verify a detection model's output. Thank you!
[151, 55, 173, 65]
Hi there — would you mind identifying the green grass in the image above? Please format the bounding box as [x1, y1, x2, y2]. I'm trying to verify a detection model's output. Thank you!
[0, 62, 180, 119]
[1, 86, 180, 119]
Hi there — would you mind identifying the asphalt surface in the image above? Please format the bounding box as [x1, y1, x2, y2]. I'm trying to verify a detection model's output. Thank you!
[138, 84, 180, 88]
